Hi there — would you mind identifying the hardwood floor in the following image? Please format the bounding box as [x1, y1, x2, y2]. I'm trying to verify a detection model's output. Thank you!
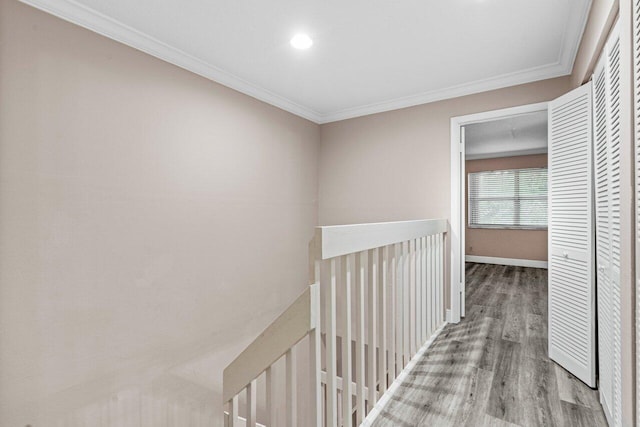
[372, 263, 608, 427]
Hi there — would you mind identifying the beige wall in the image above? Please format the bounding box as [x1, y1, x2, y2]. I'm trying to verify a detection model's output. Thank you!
[465, 154, 548, 262]
[0, 0, 319, 425]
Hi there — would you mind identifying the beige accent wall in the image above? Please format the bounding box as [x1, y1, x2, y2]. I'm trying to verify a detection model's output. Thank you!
[0, 0, 319, 425]
[465, 154, 548, 262]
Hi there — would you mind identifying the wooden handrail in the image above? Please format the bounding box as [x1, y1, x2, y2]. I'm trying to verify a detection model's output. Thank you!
[222, 283, 320, 403]
[310, 219, 447, 261]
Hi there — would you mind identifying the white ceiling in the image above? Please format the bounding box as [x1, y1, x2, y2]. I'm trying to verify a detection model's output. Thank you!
[465, 110, 548, 160]
[22, 0, 591, 123]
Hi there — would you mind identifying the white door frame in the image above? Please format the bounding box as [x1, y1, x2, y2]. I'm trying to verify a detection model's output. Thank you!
[449, 102, 548, 323]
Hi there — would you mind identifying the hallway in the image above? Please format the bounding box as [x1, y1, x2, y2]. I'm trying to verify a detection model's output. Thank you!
[372, 263, 608, 427]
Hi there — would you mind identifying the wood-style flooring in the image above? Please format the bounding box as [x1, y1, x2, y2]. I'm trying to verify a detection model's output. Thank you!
[372, 263, 608, 427]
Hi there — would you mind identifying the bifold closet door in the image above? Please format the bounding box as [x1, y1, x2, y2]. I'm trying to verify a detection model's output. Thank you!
[594, 19, 622, 426]
[593, 55, 614, 421]
[548, 82, 596, 388]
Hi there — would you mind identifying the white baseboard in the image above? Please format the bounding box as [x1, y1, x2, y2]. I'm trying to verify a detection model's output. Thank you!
[465, 255, 548, 269]
[362, 322, 448, 426]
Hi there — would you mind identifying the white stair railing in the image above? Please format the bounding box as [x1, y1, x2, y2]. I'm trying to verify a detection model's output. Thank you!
[310, 219, 447, 426]
[223, 284, 321, 427]
[222, 219, 448, 427]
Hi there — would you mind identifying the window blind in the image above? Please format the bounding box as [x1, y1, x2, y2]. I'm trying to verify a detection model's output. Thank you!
[468, 167, 547, 229]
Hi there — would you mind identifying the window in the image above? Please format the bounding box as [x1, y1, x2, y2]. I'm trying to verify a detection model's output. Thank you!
[468, 167, 547, 229]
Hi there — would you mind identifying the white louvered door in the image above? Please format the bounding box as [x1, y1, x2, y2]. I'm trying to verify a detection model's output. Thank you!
[592, 57, 614, 423]
[606, 27, 622, 427]
[548, 82, 596, 388]
[592, 62, 614, 420]
[592, 19, 623, 427]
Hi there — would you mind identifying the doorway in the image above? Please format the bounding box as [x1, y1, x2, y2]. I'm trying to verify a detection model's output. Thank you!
[449, 102, 549, 323]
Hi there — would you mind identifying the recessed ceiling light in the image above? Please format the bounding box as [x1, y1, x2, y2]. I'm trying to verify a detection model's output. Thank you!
[290, 34, 313, 50]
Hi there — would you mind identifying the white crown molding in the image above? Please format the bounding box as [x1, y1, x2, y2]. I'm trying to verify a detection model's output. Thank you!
[19, 0, 591, 125]
[316, 62, 569, 123]
[17, 0, 325, 123]
[556, 0, 593, 79]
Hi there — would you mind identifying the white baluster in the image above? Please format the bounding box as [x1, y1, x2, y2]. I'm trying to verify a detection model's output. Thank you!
[285, 348, 296, 427]
[409, 239, 416, 356]
[266, 367, 275, 427]
[355, 251, 367, 423]
[415, 238, 422, 350]
[229, 396, 239, 427]
[326, 259, 338, 427]
[432, 235, 437, 331]
[310, 249, 323, 427]
[388, 244, 397, 382]
[309, 326, 322, 427]
[434, 234, 439, 325]
[367, 248, 378, 410]
[427, 235, 433, 336]
[341, 254, 354, 427]
[379, 246, 388, 393]
[247, 380, 257, 427]
[438, 233, 444, 324]
[394, 242, 403, 373]
[421, 236, 427, 343]
[337, 389, 342, 427]
[402, 240, 410, 366]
